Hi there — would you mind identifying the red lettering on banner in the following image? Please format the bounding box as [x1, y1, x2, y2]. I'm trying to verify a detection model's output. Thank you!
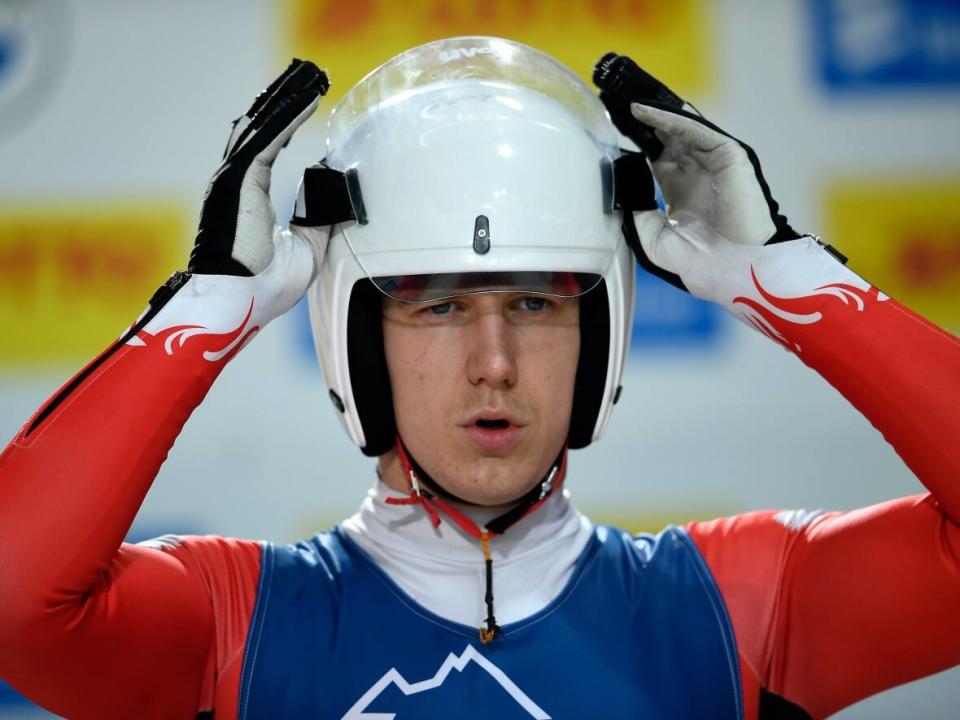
[0, 208, 184, 362]
[475, 0, 497, 23]
[591, 0, 613, 21]
[899, 232, 960, 289]
[300, 0, 375, 40]
[426, 0, 535, 30]
[625, 0, 657, 21]
[589, 0, 665, 27]
[61, 241, 96, 284]
[106, 245, 154, 282]
[0, 235, 38, 305]
[429, 0, 456, 27]
[54, 236, 158, 302]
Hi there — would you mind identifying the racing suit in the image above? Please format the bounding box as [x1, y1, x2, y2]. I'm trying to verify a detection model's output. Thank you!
[0, 244, 958, 719]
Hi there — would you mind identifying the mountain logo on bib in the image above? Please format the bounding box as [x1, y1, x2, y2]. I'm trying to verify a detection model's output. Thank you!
[341, 644, 551, 719]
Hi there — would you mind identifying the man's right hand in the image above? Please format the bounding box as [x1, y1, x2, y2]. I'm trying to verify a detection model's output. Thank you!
[179, 59, 330, 329]
[0, 63, 337, 720]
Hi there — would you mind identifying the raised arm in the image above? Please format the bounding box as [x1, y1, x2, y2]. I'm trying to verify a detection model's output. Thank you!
[594, 54, 960, 717]
[593, 51, 959, 510]
[0, 61, 328, 719]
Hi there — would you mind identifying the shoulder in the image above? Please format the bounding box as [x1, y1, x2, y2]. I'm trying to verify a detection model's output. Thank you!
[684, 508, 829, 619]
[256, 529, 359, 601]
[683, 509, 827, 682]
[594, 522, 698, 559]
[136, 533, 264, 581]
[686, 509, 825, 571]
[133, 533, 264, 622]
[590, 523, 717, 594]
[264, 528, 349, 570]
[134, 534, 265, 690]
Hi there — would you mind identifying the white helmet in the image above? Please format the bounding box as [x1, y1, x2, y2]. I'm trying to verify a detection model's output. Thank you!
[295, 36, 636, 457]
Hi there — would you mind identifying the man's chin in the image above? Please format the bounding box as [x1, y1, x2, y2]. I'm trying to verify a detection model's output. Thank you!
[435, 455, 543, 508]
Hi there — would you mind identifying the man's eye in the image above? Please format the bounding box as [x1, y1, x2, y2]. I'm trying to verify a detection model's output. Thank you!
[427, 302, 454, 315]
[520, 296, 548, 311]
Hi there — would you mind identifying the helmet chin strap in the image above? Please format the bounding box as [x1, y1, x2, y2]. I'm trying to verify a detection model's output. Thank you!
[385, 436, 568, 644]
[397, 441, 479, 506]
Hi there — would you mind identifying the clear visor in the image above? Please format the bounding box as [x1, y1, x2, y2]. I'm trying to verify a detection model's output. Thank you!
[374, 270, 601, 302]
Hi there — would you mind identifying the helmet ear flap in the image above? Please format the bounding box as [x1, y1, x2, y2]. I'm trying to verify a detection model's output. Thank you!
[568, 281, 611, 449]
[347, 280, 397, 456]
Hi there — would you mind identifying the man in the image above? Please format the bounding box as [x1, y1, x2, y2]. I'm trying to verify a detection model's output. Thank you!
[0, 37, 958, 720]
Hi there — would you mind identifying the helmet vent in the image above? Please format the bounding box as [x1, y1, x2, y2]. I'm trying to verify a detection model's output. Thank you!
[473, 215, 490, 254]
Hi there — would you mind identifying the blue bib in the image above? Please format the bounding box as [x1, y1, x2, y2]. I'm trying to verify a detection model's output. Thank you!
[238, 525, 742, 719]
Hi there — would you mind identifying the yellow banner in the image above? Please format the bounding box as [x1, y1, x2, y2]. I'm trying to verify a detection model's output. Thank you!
[284, 0, 711, 106]
[0, 204, 188, 366]
[825, 180, 960, 332]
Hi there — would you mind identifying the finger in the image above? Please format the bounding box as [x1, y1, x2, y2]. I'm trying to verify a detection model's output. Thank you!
[227, 61, 328, 162]
[630, 104, 728, 156]
[191, 64, 328, 277]
[632, 104, 800, 245]
[593, 53, 702, 160]
[245, 59, 307, 119]
[223, 59, 308, 159]
[249, 91, 322, 175]
[598, 88, 664, 159]
[226, 92, 324, 274]
[593, 53, 685, 112]
[244, 61, 327, 137]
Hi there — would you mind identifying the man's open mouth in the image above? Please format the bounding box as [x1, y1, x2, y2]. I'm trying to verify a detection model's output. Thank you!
[475, 419, 511, 430]
[463, 414, 524, 452]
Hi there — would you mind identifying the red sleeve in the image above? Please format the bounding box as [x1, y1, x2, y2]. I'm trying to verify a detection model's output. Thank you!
[690, 496, 960, 718]
[695, 267, 960, 717]
[145, 534, 262, 718]
[733, 274, 960, 518]
[0, 277, 262, 719]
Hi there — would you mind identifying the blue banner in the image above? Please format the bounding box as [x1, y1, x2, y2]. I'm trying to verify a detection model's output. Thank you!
[630, 268, 721, 350]
[812, 0, 960, 89]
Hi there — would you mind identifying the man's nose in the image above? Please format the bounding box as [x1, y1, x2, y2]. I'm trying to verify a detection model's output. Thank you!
[466, 312, 518, 389]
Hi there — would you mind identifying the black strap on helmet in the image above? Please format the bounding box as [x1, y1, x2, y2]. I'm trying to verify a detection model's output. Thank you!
[290, 162, 367, 227]
[612, 150, 659, 212]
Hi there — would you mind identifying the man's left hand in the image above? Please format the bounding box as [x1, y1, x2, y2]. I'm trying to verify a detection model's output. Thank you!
[593, 52, 848, 309]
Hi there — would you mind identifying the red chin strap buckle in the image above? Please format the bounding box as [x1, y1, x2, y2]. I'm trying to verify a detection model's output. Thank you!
[385, 437, 567, 538]
[384, 440, 443, 528]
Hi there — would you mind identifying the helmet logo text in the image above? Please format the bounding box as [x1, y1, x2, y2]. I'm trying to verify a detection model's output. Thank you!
[439, 47, 495, 62]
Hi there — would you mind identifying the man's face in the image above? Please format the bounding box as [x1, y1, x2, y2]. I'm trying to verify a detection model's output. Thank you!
[382, 291, 580, 506]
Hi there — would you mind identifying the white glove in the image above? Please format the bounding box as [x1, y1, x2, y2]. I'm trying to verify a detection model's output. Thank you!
[593, 53, 859, 327]
[137, 60, 331, 347]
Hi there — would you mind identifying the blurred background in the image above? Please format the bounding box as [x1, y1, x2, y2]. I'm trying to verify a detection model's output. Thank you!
[0, 0, 958, 717]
